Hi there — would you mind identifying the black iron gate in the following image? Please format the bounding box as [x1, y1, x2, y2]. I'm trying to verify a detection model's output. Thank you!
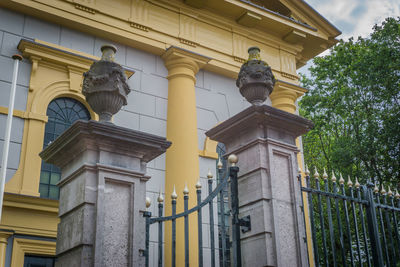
[300, 168, 400, 267]
[143, 156, 249, 267]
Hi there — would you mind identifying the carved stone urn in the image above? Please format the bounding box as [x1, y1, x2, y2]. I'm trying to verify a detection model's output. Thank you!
[236, 47, 276, 105]
[82, 45, 131, 122]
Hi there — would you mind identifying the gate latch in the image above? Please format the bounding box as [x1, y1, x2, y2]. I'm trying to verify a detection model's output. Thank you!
[239, 215, 251, 233]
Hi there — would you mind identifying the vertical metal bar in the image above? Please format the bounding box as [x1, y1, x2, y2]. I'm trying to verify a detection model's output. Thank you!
[316, 177, 328, 266]
[230, 165, 241, 267]
[333, 180, 346, 266]
[158, 203, 163, 267]
[298, 171, 311, 265]
[219, 168, 227, 267]
[357, 186, 371, 267]
[390, 195, 400, 256]
[363, 184, 384, 267]
[349, 186, 362, 266]
[144, 211, 151, 267]
[383, 193, 396, 265]
[197, 185, 204, 267]
[375, 191, 390, 266]
[325, 178, 338, 267]
[208, 177, 216, 267]
[172, 199, 176, 267]
[340, 183, 354, 267]
[184, 194, 189, 267]
[306, 173, 320, 266]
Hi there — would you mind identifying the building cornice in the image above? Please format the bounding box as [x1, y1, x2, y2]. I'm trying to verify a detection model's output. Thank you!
[1, 0, 338, 79]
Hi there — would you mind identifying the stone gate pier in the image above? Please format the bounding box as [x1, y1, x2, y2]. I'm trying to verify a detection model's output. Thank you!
[207, 105, 312, 266]
[40, 120, 170, 266]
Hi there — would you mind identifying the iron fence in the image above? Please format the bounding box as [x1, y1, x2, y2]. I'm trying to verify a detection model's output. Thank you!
[143, 157, 246, 267]
[300, 167, 400, 267]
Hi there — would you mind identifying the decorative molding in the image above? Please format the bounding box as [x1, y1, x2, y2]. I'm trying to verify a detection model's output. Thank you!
[74, 3, 96, 14]
[179, 38, 197, 47]
[130, 22, 150, 32]
[11, 238, 56, 267]
[2, 0, 338, 81]
[73, 0, 96, 14]
[179, 14, 198, 47]
[129, 0, 150, 32]
[281, 72, 298, 80]
[233, 57, 245, 63]
[3, 193, 58, 213]
[198, 137, 218, 159]
[232, 33, 248, 63]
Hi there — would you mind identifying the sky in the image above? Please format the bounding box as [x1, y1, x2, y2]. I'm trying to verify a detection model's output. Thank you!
[299, 0, 400, 75]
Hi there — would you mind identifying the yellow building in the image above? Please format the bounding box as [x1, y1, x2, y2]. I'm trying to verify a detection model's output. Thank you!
[0, 0, 339, 266]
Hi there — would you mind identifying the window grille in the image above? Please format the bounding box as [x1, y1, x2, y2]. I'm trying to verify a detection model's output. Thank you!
[39, 97, 90, 199]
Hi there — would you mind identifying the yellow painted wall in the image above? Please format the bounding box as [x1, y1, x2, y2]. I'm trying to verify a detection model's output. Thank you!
[0, 0, 339, 266]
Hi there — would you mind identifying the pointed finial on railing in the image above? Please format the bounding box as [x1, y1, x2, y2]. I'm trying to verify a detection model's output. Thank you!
[355, 177, 360, 188]
[313, 167, 319, 179]
[347, 176, 353, 187]
[217, 157, 223, 169]
[171, 185, 178, 200]
[322, 168, 328, 180]
[381, 185, 386, 195]
[374, 183, 379, 193]
[305, 165, 310, 176]
[207, 169, 213, 179]
[331, 171, 337, 183]
[183, 183, 189, 196]
[145, 197, 151, 208]
[388, 186, 393, 197]
[157, 189, 164, 203]
[228, 154, 238, 166]
[395, 189, 400, 199]
[339, 173, 345, 185]
[195, 179, 202, 189]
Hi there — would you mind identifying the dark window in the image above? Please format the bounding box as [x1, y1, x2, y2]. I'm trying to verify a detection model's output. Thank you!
[39, 97, 90, 199]
[216, 143, 231, 266]
[24, 255, 55, 267]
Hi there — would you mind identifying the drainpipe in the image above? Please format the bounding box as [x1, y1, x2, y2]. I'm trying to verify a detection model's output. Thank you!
[0, 54, 23, 222]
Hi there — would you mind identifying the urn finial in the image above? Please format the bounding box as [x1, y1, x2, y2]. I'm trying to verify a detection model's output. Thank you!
[100, 44, 117, 62]
[247, 46, 261, 61]
[82, 44, 131, 123]
[236, 47, 276, 105]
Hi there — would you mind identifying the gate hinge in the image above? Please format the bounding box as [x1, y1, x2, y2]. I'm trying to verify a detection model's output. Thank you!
[239, 215, 251, 233]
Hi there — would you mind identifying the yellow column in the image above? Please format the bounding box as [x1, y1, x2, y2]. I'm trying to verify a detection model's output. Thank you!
[0, 231, 11, 267]
[270, 80, 315, 267]
[162, 47, 209, 267]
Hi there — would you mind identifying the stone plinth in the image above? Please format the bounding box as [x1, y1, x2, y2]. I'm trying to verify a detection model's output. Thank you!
[206, 105, 312, 267]
[40, 120, 171, 267]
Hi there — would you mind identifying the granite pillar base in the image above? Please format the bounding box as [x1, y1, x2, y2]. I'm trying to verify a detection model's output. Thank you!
[207, 105, 312, 267]
[40, 120, 170, 267]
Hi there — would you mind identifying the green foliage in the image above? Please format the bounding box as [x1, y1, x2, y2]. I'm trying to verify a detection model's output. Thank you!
[300, 17, 400, 187]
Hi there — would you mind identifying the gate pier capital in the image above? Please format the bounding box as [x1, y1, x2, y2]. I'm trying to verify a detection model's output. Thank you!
[206, 104, 312, 267]
[40, 120, 170, 267]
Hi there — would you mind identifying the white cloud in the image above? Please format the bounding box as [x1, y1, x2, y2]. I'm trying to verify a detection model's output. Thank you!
[352, 0, 400, 38]
[299, 0, 400, 75]
[307, 0, 400, 39]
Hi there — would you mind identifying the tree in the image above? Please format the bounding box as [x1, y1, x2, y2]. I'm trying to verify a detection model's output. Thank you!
[300, 17, 400, 188]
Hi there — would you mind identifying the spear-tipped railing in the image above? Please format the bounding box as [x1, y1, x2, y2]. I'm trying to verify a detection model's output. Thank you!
[144, 155, 243, 267]
[299, 167, 400, 267]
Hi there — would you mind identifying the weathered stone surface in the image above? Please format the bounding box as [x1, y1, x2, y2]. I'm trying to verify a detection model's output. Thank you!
[206, 104, 312, 267]
[40, 120, 171, 267]
[236, 47, 275, 105]
[82, 45, 131, 122]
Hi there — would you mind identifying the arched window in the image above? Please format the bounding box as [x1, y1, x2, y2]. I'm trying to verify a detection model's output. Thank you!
[39, 97, 91, 199]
